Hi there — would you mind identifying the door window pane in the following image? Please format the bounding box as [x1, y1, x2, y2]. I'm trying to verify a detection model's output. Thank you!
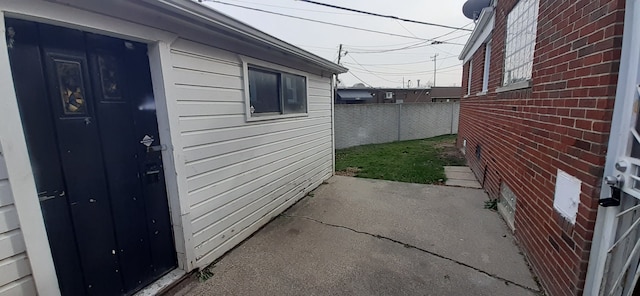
[98, 55, 122, 100]
[283, 73, 306, 114]
[248, 68, 280, 114]
[56, 60, 87, 114]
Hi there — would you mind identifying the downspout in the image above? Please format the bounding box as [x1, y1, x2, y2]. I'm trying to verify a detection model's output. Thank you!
[331, 74, 336, 175]
[397, 103, 402, 142]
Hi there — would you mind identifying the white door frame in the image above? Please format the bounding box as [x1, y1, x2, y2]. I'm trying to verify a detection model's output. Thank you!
[0, 11, 60, 295]
[0, 1, 196, 293]
[585, 0, 640, 294]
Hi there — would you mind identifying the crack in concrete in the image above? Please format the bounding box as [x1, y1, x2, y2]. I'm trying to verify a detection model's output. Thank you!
[281, 214, 542, 294]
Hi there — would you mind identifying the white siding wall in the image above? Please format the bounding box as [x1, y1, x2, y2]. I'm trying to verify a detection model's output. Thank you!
[170, 39, 334, 267]
[0, 147, 36, 295]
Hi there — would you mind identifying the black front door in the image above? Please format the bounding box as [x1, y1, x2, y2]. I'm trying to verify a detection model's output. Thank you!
[5, 19, 177, 295]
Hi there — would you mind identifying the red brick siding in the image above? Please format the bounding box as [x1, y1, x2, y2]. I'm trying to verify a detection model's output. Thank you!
[457, 0, 625, 295]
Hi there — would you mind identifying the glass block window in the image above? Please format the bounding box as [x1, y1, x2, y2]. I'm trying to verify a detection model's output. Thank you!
[503, 0, 540, 86]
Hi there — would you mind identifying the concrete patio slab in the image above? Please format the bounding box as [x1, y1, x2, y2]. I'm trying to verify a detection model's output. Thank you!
[445, 171, 478, 180]
[444, 166, 482, 188]
[444, 166, 473, 173]
[167, 176, 540, 296]
[445, 179, 483, 188]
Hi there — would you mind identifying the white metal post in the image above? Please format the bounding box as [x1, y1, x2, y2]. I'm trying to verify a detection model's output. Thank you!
[585, 0, 640, 293]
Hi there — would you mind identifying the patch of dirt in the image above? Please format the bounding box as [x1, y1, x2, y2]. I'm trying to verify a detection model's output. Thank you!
[335, 167, 361, 177]
[435, 140, 466, 163]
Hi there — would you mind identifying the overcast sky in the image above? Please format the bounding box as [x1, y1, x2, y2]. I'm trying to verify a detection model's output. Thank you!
[201, 0, 474, 88]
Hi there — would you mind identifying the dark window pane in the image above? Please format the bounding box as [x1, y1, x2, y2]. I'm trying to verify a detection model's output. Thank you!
[248, 68, 280, 114]
[55, 60, 87, 114]
[282, 74, 306, 114]
[98, 55, 122, 99]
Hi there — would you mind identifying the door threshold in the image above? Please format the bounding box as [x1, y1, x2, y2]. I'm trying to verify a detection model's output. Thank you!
[133, 269, 187, 296]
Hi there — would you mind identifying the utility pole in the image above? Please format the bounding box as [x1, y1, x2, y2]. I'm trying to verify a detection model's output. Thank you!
[431, 53, 439, 87]
[336, 44, 345, 89]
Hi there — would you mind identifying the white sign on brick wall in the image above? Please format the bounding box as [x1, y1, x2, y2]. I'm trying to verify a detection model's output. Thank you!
[553, 169, 582, 224]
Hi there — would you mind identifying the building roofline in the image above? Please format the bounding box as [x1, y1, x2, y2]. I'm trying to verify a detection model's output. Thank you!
[147, 0, 348, 74]
[338, 87, 431, 90]
[458, 6, 495, 62]
[338, 87, 459, 90]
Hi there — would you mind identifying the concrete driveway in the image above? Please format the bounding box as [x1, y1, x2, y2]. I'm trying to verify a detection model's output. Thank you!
[168, 176, 541, 296]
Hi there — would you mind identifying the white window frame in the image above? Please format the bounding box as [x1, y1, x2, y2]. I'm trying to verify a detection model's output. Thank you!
[481, 40, 492, 94]
[467, 60, 473, 96]
[385, 91, 393, 99]
[241, 56, 309, 122]
[501, 0, 539, 87]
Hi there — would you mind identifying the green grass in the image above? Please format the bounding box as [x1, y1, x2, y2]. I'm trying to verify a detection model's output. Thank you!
[335, 134, 466, 184]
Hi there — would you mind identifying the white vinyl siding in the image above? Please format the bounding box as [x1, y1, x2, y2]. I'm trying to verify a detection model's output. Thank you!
[0, 148, 36, 296]
[170, 39, 334, 268]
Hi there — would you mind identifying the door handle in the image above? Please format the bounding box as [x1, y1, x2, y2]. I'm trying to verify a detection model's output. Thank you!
[146, 145, 166, 153]
[144, 163, 162, 184]
[599, 175, 624, 207]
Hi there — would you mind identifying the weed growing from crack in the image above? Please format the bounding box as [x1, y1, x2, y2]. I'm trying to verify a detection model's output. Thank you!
[484, 199, 498, 211]
[197, 266, 214, 282]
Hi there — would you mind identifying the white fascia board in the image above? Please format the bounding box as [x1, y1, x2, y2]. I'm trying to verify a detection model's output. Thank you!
[459, 7, 495, 63]
[148, 0, 348, 74]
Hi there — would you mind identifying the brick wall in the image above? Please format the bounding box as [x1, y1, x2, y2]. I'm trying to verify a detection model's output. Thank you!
[457, 0, 625, 295]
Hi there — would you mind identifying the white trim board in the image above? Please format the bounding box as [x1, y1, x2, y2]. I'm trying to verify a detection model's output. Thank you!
[0, 11, 61, 296]
[148, 41, 196, 272]
[459, 7, 494, 63]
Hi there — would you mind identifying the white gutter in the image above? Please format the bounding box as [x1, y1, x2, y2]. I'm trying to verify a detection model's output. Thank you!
[148, 0, 348, 74]
[458, 7, 495, 63]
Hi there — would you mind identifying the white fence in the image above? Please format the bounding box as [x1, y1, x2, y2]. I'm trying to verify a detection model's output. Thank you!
[334, 102, 460, 149]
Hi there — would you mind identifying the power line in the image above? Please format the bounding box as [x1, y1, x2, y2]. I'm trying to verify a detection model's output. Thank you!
[202, 0, 437, 41]
[342, 40, 431, 48]
[345, 41, 429, 53]
[347, 55, 403, 83]
[344, 55, 459, 66]
[430, 21, 475, 40]
[297, 0, 473, 32]
[346, 71, 374, 87]
[344, 22, 474, 51]
[345, 40, 463, 54]
[224, 0, 359, 15]
[344, 62, 462, 75]
[395, 20, 420, 38]
[440, 33, 472, 43]
[344, 62, 462, 73]
[345, 58, 458, 70]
